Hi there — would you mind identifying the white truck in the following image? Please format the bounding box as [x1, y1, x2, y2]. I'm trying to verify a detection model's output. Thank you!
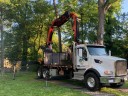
[37, 42, 127, 91]
[71, 42, 127, 91]
[37, 11, 127, 91]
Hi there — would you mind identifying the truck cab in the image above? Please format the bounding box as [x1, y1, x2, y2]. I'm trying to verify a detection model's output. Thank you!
[73, 42, 127, 91]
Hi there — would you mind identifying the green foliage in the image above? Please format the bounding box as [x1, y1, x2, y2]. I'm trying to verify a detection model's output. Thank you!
[109, 0, 122, 13]
[52, 32, 59, 52]
[3, 0, 53, 63]
[78, 0, 98, 43]
[105, 10, 128, 58]
[58, 0, 98, 44]
[1, 0, 128, 64]
[58, 0, 78, 12]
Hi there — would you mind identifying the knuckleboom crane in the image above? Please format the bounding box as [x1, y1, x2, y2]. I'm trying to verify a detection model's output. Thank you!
[46, 11, 79, 49]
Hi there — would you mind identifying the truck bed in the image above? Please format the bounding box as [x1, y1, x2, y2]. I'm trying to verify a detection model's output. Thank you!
[43, 52, 72, 68]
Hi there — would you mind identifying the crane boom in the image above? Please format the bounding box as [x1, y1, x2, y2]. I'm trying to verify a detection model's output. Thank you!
[47, 11, 79, 46]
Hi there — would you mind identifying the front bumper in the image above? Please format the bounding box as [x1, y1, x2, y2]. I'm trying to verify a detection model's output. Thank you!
[100, 76, 127, 84]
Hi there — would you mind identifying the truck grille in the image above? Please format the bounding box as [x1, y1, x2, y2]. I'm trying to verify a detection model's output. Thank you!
[115, 60, 127, 76]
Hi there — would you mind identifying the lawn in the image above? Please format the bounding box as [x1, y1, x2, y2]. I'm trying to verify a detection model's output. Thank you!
[101, 80, 128, 96]
[0, 72, 89, 96]
[1, 72, 128, 96]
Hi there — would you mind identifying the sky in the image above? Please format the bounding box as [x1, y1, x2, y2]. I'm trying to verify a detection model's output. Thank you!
[121, 0, 128, 13]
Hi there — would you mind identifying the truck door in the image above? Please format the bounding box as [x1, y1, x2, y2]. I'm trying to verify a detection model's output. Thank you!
[76, 47, 88, 69]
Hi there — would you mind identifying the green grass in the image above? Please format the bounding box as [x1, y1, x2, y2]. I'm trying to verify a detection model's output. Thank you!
[101, 87, 128, 96]
[0, 72, 89, 96]
[63, 78, 128, 96]
[122, 81, 128, 88]
[101, 81, 128, 96]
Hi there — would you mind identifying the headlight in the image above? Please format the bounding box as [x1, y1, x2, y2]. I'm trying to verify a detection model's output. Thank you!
[104, 70, 113, 75]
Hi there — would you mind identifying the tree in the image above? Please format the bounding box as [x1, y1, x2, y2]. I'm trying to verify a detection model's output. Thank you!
[98, 0, 121, 45]
[104, 8, 128, 59]
[53, 0, 62, 52]
[4, 0, 53, 66]
[2, 0, 126, 67]
[78, 0, 98, 43]
[0, 0, 11, 74]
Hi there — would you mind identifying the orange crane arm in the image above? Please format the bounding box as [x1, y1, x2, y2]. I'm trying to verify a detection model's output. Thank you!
[47, 11, 79, 45]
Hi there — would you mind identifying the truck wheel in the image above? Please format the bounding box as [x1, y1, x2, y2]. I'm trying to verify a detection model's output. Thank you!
[37, 67, 43, 79]
[110, 83, 123, 88]
[84, 72, 100, 91]
[42, 69, 50, 79]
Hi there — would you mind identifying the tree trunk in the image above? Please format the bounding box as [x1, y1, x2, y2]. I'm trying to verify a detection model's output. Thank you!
[0, 24, 4, 74]
[53, 0, 58, 19]
[53, 0, 62, 52]
[0, 7, 5, 75]
[98, 0, 105, 45]
[22, 35, 28, 67]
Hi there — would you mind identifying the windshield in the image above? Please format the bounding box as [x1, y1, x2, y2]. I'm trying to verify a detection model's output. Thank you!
[87, 46, 108, 56]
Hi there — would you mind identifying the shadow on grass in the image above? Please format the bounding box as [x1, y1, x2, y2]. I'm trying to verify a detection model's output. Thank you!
[37, 75, 128, 90]
[36, 76, 85, 87]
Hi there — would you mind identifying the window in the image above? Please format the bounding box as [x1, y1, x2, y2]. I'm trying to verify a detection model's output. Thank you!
[77, 47, 87, 57]
[87, 46, 108, 56]
[83, 48, 87, 57]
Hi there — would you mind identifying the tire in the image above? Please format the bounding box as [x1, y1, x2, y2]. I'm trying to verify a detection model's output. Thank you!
[42, 69, 50, 79]
[84, 72, 101, 91]
[37, 67, 43, 79]
[110, 83, 123, 88]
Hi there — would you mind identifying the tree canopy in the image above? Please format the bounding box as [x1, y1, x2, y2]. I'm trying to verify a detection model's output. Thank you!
[0, 0, 128, 66]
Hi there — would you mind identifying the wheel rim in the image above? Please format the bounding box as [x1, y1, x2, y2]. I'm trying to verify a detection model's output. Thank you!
[43, 71, 47, 78]
[43, 70, 49, 79]
[87, 77, 95, 88]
